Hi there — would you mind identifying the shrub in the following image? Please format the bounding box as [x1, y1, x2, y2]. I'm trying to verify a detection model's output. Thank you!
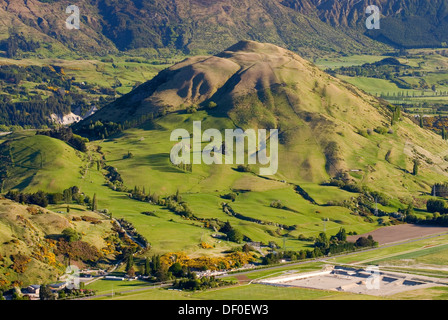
[355, 235, 377, 248]
[270, 200, 284, 209]
[221, 192, 237, 201]
[56, 240, 101, 262]
[81, 216, 102, 224]
[186, 105, 198, 113]
[227, 229, 244, 243]
[236, 164, 251, 172]
[207, 101, 217, 109]
[374, 126, 388, 135]
[427, 199, 448, 214]
[10, 254, 31, 273]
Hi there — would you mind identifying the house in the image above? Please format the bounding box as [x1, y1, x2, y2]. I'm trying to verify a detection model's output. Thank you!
[21, 285, 41, 300]
[49, 282, 67, 292]
[26, 285, 40, 294]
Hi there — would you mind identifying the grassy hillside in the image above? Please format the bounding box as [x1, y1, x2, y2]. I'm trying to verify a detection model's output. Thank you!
[3, 41, 448, 262]
[85, 41, 448, 198]
[0, 198, 116, 288]
[1, 133, 84, 192]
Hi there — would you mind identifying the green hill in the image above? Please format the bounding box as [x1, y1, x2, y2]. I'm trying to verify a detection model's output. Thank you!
[0, 133, 84, 192]
[4, 41, 448, 258]
[83, 41, 448, 197]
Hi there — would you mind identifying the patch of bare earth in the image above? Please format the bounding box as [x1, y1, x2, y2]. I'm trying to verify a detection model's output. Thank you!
[347, 224, 448, 245]
[235, 274, 250, 284]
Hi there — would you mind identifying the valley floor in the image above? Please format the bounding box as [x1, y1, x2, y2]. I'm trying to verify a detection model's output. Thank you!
[82, 233, 448, 300]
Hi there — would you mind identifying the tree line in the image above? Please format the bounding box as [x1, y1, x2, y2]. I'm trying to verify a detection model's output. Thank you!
[262, 228, 378, 265]
[5, 186, 97, 209]
[36, 127, 88, 152]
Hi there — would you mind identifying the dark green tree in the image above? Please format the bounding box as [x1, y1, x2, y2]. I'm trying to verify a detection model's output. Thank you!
[91, 193, 98, 211]
[144, 257, 152, 276]
[314, 232, 329, 250]
[335, 227, 347, 242]
[427, 199, 447, 214]
[227, 228, 244, 243]
[168, 262, 183, 277]
[62, 228, 81, 242]
[125, 253, 134, 272]
[413, 159, 420, 176]
[39, 285, 56, 300]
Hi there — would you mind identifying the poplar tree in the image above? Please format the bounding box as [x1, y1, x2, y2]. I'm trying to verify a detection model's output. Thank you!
[92, 193, 98, 211]
[144, 257, 151, 276]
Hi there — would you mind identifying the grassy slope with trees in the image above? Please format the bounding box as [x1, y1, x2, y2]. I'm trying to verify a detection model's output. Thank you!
[3, 42, 448, 300]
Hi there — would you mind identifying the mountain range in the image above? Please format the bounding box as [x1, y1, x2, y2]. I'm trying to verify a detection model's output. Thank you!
[284, 0, 448, 48]
[3, 0, 448, 59]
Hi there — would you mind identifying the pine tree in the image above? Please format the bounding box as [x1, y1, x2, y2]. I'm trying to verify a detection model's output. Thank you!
[39, 285, 55, 300]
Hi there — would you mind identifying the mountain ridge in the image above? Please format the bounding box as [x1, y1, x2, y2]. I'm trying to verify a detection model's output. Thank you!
[283, 0, 448, 48]
[0, 0, 386, 58]
[2, 0, 447, 59]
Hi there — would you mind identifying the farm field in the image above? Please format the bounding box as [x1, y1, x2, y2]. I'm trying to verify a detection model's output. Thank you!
[0, 55, 175, 96]
[330, 234, 448, 265]
[85, 230, 448, 300]
[4, 42, 448, 301]
[315, 54, 389, 69]
[85, 279, 153, 295]
[390, 286, 448, 300]
[368, 243, 448, 267]
[92, 283, 381, 300]
[321, 50, 448, 119]
[346, 224, 448, 245]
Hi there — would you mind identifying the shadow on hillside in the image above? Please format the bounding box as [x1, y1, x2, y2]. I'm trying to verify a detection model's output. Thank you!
[146, 153, 183, 173]
[13, 174, 35, 190]
[45, 234, 64, 241]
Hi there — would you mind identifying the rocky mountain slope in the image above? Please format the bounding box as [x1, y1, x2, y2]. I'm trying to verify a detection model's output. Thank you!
[2, 0, 446, 58]
[283, 0, 448, 48]
[0, 0, 384, 58]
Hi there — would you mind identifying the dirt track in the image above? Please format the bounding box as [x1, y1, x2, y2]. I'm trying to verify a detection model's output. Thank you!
[347, 224, 448, 245]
